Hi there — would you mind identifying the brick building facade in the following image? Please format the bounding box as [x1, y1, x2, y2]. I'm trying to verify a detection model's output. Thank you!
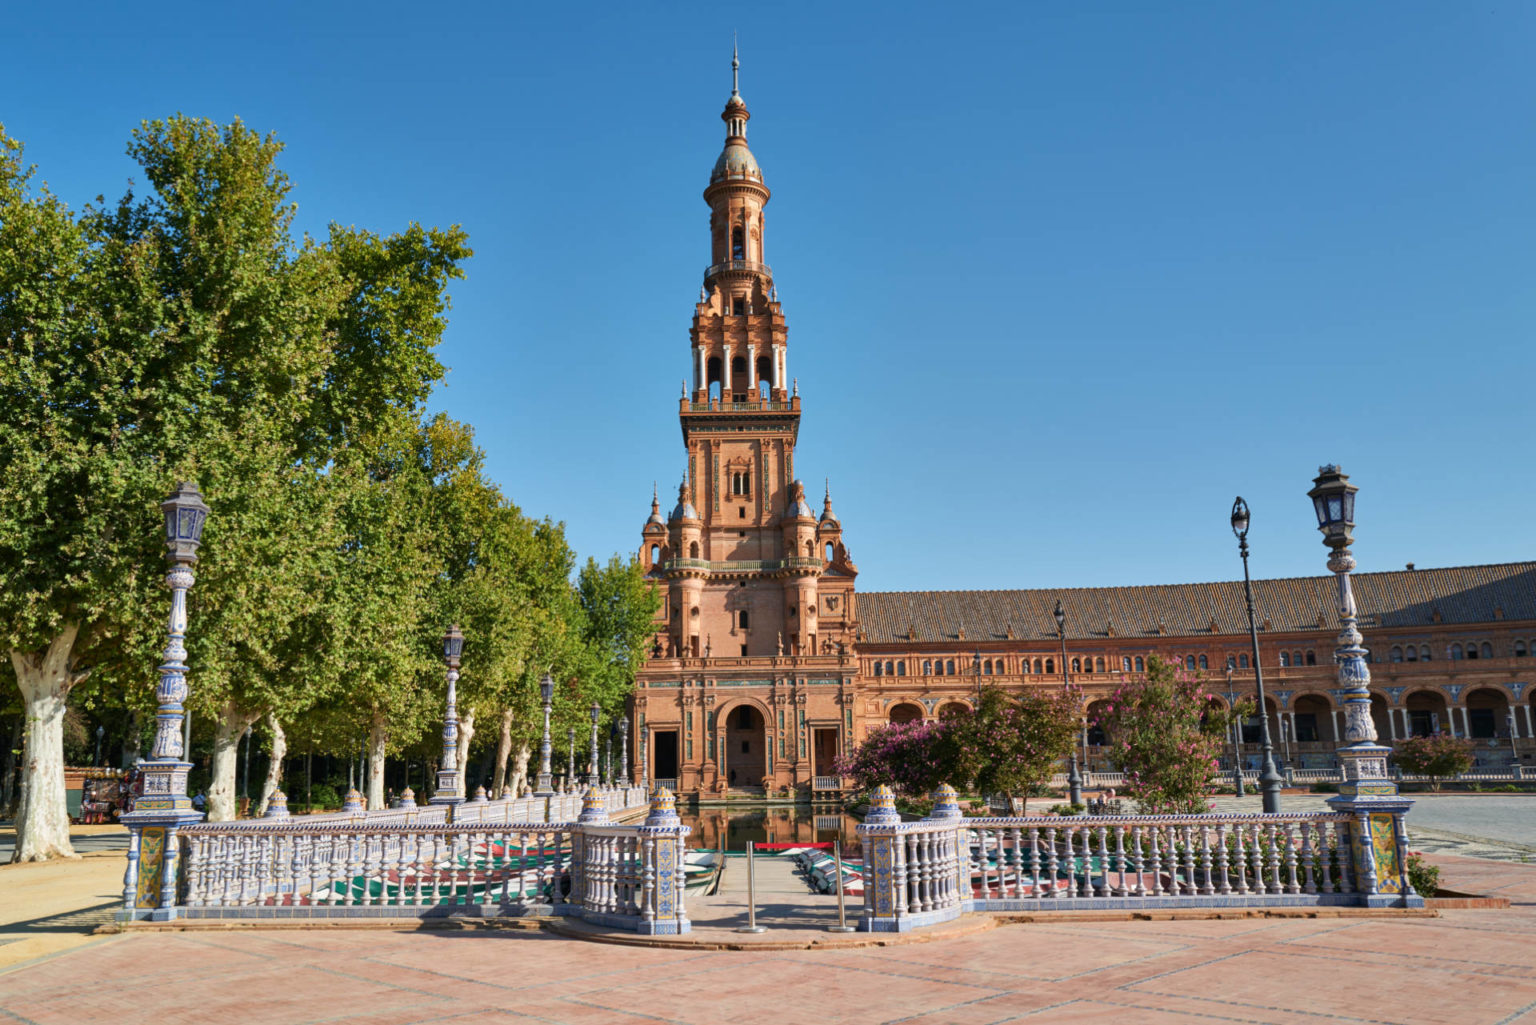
[630, 62, 1536, 797]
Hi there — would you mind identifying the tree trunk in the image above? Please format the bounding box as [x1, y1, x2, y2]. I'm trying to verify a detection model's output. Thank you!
[492, 708, 514, 795]
[121, 709, 141, 769]
[8, 624, 87, 862]
[455, 711, 475, 792]
[256, 714, 287, 816]
[206, 701, 259, 822]
[510, 742, 531, 796]
[367, 710, 388, 810]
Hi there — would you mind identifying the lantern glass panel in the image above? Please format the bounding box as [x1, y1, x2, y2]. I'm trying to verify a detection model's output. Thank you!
[1312, 495, 1327, 528]
[1342, 490, 1355, 522]
[1326, 495, 1343, 524]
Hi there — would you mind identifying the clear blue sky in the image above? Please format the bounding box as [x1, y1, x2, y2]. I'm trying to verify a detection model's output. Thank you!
[6, 3, 1533, 592]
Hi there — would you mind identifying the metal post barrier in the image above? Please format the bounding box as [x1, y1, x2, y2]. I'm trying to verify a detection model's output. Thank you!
[827, 839, 854, 933]
[735, 841, 766, 934]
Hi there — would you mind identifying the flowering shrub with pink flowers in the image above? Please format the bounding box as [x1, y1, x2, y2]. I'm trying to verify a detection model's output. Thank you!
[833, 719, 952, 797]
[936, 686, 1079, 811]
[1391, 733, 1474, 790]
[1092, 654, 1246, 814]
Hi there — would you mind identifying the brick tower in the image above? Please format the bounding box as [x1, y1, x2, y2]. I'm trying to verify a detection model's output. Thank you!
[633, 52, 859, 798]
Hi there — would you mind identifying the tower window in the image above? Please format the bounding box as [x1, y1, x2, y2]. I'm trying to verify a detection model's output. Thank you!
[732, 297, 745, 316]
[732, 226, 745, 261]
[739, 610, 749, 630]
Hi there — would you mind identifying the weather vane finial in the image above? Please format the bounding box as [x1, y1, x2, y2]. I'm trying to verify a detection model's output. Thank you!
[732, 34, 740, 96]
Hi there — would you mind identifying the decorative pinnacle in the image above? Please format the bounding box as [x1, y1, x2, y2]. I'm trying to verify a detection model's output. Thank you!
[732, 36, 739, 97]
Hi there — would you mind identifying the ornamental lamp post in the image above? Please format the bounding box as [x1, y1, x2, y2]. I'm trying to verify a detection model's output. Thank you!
[121, 482, 211, 918]
[620, 715, 630, 787]
[535, 672, 555, 795]
[605, 725, 615, 785]
[641, 722, 650, 790]
[1307, 467, 1418, 907]
[240, 725, 252, 807]
[430, 624, 466, 804]
[1306, 467, 1383, 772]
[1505, 713, 1517, 777]
[1225, 667, 1246, 797]
[588, 703, 602, 787]
[1230, 497, 1284, 812]
[1054, 600, 1084, 809]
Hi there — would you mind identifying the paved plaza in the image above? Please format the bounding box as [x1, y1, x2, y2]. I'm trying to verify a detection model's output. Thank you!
[2, 800, 1535, 1024]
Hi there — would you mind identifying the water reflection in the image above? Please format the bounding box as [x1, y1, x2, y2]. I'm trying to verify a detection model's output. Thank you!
[677, 804, 864, 855]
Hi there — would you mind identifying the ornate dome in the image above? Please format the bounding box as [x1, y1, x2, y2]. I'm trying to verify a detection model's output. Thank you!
[670, 480, 699, 522]
[711, 141, 761, 183]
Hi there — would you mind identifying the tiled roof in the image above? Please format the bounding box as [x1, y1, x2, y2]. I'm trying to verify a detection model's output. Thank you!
[858, 562, 1536, 644]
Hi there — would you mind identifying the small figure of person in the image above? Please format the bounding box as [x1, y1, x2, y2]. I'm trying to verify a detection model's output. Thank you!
[192, 790, 206, 811]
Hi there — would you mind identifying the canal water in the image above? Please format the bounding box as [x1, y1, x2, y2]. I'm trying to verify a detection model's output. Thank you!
[676, 804, 864, 854]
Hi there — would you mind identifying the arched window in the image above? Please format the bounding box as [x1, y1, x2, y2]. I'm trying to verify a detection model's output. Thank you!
[1292, 651, 1304, 666]
[1239, 654, 1250, 669]
[1134, 656, 1144, 672]
[731, 226, 745, 261]
[983, 659, 993, 675]
[1094, 656, 1104, 672]
[1405, 646, 1418, 662]
[1420, 645, 1431, 661]
[1122, 656, 1132, 671]
[649, 543, 660, 563]
[688, 541, 699, 559]
[1450, 644, 1463, 660]
[873, 662, 883, 677]
[1517, 641, 1529, 658]
[922, 660, 932, 675]
[1034, 658, 1043, 673]
[1466, 643, 1480, 660]
[945, 659, 956, 675]
[739, 610, 750, 630]
[825, 542, 834, 561]
[1045, 658, 1055, 675]
[896, 661, 906, 676]
[1198, 655, 1208, 670]
[1280, 652, 1290, 667]
[1390, 646, 1403, 662]
[1480, 642, 1493, 659]
[1185, 655, 1197, 671]
[1304, 651, 1316, 666]
[884, 660, 894, 675]
[1071, 657, 1082, 673]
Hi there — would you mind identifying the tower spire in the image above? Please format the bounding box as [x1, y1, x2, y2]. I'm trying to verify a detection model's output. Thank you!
[732, 36, 740, 98]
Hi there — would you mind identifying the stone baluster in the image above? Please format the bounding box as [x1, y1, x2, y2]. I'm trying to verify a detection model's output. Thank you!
[1231, 822, 1249, 894]
[1198, 825, 1215, 895]
[1045, 827, 1060, 898]
[1282, 824, 1300, 893]
[1335, 822, 1354, 893]
[1318, 823, 1335, 894]
[1215, 824, 1231, 895]
[1248, 823, 1266, 893]
[1113, 825, 1130, 897]
[1147, 825, 1163, 896]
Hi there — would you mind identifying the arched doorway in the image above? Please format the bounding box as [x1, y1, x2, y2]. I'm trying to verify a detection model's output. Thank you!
[1369, 693, 1393, 743]
[1290, 695, 1332, 769]
[888, 703, 923, 725]
[724, 705, 766, 788]
[937, 702, 970, 719]
[1464, 687, 1510, 740]
[1405, 689, 1449, 737]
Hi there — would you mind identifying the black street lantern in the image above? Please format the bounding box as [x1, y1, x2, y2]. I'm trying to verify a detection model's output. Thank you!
[161, 481, 211, 563]
[539, 672, 555, 705]
[1230, 496, 1284, 813]
[1307, 465, 1358, 550]
[443, 623, 465, 665]
[1053, 600, 1084, 810]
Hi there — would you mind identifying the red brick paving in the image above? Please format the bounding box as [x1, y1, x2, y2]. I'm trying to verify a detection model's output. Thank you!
[2, 857, 1533, 1025]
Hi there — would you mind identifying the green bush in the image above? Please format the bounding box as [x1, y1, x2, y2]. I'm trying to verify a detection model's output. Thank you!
[306, 782, 341, 811]
[1311, 782, 1339, 794]
[1406, 851, 1439, 897]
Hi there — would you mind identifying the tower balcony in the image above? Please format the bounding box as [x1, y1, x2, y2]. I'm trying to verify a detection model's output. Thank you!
[660, 556, 823, 578]
[703, 259, 773, 284]
[686, 397, 794, 413]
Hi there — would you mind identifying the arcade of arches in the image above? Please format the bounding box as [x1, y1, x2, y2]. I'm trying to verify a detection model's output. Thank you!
[625, 62, 1536, 797]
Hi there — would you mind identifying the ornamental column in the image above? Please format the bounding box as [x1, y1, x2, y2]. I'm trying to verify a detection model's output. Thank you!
[120, 483, 212, 921]
[1307, 465, 1421, 908]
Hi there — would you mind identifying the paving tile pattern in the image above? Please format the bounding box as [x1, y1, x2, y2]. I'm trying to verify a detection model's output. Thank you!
[4, 857, 1534, 1025]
